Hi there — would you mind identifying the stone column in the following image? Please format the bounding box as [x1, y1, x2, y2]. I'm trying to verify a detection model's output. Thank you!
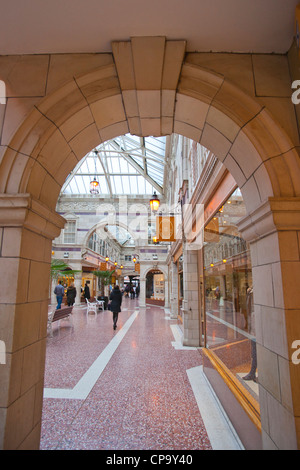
[238, 197, 300, 450]
[182, 246, 200, 347]
[170, 261, 179, 319]
[0, 195, 65, 450]
[139, 278, 146, 307]
[164, 277, 169, 308]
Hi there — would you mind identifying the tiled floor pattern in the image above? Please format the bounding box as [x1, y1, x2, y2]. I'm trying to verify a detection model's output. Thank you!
[41, 298, 241, 450]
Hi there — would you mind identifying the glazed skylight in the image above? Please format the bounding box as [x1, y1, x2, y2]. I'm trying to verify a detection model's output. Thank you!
[61, 134, 166, 196]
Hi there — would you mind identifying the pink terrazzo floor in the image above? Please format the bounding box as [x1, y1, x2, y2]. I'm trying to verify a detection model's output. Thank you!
[40, 297, 212, 450]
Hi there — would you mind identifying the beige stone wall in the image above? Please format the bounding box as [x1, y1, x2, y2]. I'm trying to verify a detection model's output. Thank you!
[0, 195, 64, 449]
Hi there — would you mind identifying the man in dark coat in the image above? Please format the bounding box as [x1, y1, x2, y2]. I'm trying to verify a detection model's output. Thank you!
[109, 285, 122, 330]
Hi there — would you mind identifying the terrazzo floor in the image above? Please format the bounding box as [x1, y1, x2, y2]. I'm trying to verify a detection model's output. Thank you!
[41, 297, 242, 451]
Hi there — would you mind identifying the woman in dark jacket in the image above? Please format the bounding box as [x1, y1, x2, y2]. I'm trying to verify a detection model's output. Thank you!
[67, 283, 77, 306]
[109, 285, 122, 330]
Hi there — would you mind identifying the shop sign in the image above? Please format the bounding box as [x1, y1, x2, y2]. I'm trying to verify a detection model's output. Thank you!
[156, 216, 175, 242]
[135, 263, 140, 273]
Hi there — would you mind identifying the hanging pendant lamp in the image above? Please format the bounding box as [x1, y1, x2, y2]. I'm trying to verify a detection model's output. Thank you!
[90, 177, 99, 194]
[150, 191, 160, 211]
[90, 150, 100, 194]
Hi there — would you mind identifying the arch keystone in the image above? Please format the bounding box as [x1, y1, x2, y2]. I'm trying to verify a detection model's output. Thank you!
[112, 36, 186, 136]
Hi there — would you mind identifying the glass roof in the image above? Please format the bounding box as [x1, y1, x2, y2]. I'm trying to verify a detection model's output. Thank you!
[105, 225, 135, 246]
[61, 134, 166, 196]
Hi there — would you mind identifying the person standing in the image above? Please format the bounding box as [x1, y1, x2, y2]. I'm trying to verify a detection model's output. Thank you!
[109, 285, 122, 330]
[243, 286, 257, 382]
[67, 283, 77, 306]
[84, 282, 90, 300]
[54, 280, 65, 310]
[135, 284, 140, 298]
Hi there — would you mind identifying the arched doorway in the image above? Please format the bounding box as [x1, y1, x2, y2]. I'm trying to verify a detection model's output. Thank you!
[0, 37, 300, 450]
[146, 269, 165, 306]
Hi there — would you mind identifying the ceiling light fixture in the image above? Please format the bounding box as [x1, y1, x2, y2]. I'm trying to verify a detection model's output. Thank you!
[150, 191, 160, 212]
[90, 150, 100, 195]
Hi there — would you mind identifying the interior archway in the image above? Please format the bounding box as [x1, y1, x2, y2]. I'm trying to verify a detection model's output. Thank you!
[1, 61, 299, 214]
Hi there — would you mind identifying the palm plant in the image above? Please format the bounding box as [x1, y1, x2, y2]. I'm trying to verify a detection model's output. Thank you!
[50, 259, 81, 281]
[93, 269, 115, 295]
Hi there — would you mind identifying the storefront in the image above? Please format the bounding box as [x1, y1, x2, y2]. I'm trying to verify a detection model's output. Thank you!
[202, 188, 261, 449]
[146, 269, 165, 305]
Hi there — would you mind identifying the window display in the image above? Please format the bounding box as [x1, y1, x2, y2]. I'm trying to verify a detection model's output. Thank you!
[146, 269, 165, 302]
[203, 189, 258, 402]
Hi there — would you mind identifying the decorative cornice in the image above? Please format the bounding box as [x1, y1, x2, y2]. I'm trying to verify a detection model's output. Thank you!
[0, 194, 65, 239]
[237, 197, 300, 242]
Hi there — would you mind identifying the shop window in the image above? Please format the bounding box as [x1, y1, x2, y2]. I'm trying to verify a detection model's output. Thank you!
[63, 220, 76, 244]
[203, 189, 258, 404]
[146, 269, 165, 305]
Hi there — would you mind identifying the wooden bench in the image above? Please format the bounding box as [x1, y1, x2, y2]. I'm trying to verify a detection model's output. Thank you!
[47, 306, 73, 337]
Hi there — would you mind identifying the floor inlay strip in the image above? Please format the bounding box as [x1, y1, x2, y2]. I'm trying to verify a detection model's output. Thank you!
[187, 366, 244, 450]
[43, 310, 139, 400]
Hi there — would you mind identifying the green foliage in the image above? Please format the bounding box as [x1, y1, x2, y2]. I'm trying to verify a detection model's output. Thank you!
[93, 269, 115, 285]
[93, 269, 115, 294]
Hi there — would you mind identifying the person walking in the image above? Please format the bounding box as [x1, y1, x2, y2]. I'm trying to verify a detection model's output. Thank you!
[67, 283, 77, 306]
[109, 285, 122, 330]
[54, 280, 65, 309]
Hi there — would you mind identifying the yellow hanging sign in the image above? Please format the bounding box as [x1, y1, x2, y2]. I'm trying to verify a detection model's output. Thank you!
[156, 216, 176, 242]
[135, 263, 140, 273]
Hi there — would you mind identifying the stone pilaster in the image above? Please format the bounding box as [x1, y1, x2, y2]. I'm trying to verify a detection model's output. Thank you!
[170, 261, 179, 319]
[164, 277, 169, 309]
[238, 197, 300, 450]
[0, 194, 65, 450]
[182, 247, 200, 347]
[74, 272, 82, 306]
[139, 278, 146, 307]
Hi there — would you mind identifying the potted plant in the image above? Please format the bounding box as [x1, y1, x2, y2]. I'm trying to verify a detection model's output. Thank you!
[50, 259, 81, 303]
[51, 259, 81, 281]
[93, 269, 115, 308]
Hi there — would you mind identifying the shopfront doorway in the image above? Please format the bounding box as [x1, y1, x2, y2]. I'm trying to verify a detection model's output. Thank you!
[146, 269, 165, 306]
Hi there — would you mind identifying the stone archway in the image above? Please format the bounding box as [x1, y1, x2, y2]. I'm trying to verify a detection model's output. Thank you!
[83, 220, 139, 248]
[139, 264, 169, 309]
[145, 269, 165, 305]
[0, 37, 300, 449]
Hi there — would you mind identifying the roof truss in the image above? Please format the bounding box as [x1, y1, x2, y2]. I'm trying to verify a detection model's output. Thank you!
[61, 134, 166, 196]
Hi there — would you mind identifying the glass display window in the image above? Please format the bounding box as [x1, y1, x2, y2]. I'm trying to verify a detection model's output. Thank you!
[203, 189, 259, 404]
